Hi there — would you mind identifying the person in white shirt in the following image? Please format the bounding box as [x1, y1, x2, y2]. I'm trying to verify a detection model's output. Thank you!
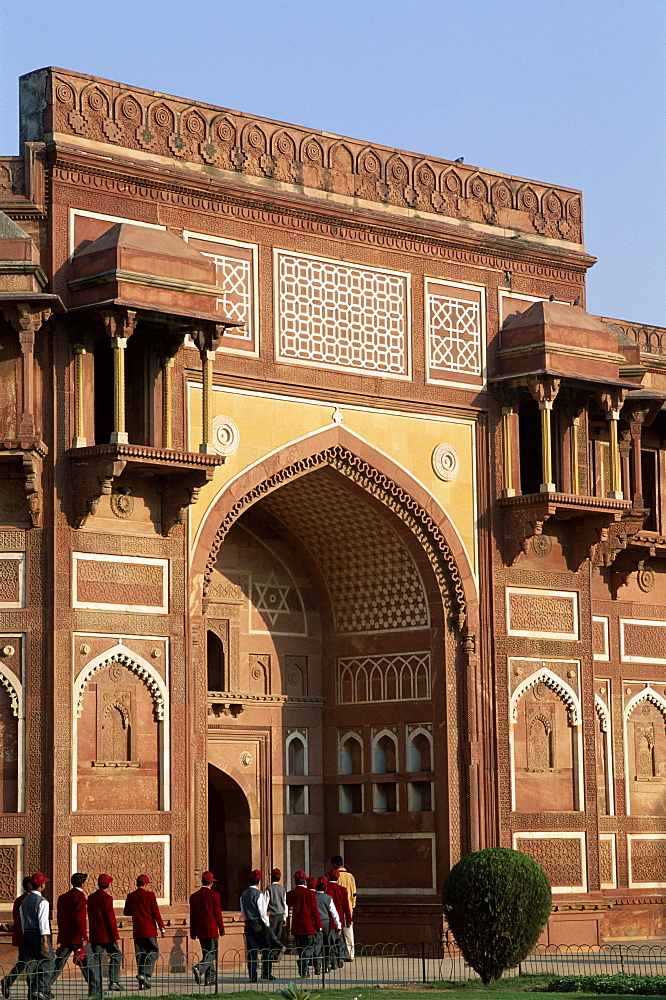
[313, 877, 341, 974]
[239, 870, 270, 982]
[19, 873, 54, 1000]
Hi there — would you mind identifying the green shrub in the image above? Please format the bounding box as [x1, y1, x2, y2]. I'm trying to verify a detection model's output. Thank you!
[441, 847, 551, 984]
[547, 973, 666, 994]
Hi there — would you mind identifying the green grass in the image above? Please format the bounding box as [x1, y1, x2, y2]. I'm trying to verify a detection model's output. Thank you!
[114, 981, 659, 1000]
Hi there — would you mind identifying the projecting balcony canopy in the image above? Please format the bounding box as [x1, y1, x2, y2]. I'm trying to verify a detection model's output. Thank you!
[68, 222, 240, 329]
[496, 299, 634, 386]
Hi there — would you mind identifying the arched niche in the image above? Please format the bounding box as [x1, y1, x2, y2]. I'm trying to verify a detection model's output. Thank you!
[624, 687, 666, 817]
[510, 667, 583, 813]
[73, 645, 169, 811]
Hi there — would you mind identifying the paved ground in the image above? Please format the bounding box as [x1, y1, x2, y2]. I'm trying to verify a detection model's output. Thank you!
[4, 945, 666, 998]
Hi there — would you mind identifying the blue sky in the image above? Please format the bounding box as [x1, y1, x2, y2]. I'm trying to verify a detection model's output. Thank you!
[1, 0, 664, 326]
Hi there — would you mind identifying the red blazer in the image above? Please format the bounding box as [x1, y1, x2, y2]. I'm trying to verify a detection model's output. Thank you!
[123, 888, 164, 938]
[11, 893, 28, 947]
[285, 885, 322, 936]
[326, 883, 352, 927]
[189, 886, 225, 940]
[87, 889, 119, 945]
[57, 888, 88, 946]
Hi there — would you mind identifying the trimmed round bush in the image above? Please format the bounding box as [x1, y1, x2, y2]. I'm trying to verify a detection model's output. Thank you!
[441, 847, 552, 984]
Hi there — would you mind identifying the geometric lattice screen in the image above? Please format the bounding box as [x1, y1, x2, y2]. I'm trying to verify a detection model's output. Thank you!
[427, 280, 483, 384]
[277, 251, 409, 376]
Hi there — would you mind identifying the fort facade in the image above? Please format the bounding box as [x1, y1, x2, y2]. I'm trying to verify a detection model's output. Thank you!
[0, 67, 664, 947]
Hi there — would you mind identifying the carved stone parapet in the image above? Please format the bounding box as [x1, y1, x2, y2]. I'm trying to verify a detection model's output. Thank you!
[499, 492, 632, 568]
[68, 442, 224, 533]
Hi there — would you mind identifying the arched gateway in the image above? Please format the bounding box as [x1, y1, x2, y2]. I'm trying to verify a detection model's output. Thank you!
[190, 429, 482, 940]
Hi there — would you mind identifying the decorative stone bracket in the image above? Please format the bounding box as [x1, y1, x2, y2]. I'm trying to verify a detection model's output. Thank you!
[207, 699, 245, 719]
[0, 437, 48, 528]
[68, 442, 224, 534]
[499, 492, 633, 569]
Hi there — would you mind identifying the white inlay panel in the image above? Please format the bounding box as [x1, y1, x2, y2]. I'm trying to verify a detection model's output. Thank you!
[276, 250, 410, 377]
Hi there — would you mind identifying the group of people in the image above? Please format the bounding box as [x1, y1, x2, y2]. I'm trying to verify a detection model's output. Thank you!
[1, 871, 165, 1000]
[0, 855, 357, 996]
[239, 856, 357, 982]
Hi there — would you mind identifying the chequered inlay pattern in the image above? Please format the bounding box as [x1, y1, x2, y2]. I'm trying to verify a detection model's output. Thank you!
[261, 470, 429, 633]
[204, 252, 252, 340]
[338, 652, 431, 704]
[428, 294, 480, 374]
[277, 252, 408, 374]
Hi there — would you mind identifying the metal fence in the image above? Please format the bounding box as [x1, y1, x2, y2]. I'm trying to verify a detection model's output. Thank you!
[2, 941, 665, 997]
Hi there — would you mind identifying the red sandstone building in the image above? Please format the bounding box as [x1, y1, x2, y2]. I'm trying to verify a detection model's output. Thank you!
[0, 67, 664, 948]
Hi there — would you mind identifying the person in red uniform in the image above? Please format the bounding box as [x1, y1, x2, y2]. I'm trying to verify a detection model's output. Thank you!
[50, 873, 96, 994]
[285, 871, 321, 979]
[189, 871, 225, 986]
[325, 871, 352, 962]
[123, 875, 165, 990]
[87, 875, 122, 992]
[1, 876, 33, 998]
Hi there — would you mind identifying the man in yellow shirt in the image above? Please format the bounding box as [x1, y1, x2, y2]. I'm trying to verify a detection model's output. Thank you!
[330, 856, 356, 960]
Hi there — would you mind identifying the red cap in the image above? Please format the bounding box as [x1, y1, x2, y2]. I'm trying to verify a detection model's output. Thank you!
[201, 871, 215, 882]
[250, 869, 262, 880]
[294, 869, 307, 879]
[31, 872, 50, 885]
[136, 874, 150, 885]
[306, 876, 316, 889]
[328, 869, 340, 880]
[270, 868, 281, 878]
[98, 874, 113, 887]
[316, 876, 328, 889]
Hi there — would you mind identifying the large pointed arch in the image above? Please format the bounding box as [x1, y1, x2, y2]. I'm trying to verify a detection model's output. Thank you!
[191, 424, 478, 635]
[72, 644, 170, 811]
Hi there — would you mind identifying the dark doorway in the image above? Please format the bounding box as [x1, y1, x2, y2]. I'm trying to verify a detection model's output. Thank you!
[207, 631, 225, 691]
[208, 764, 252, 909]
[518, 398, 543, 494]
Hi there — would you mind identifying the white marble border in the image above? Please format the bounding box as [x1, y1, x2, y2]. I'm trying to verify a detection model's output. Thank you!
[273, 248, 412, 381]
[627, 834, 666, 889]
[425, 277, 487, 390]
[506, 587, 579, 640]
[508, 658, 584, 812]
[513, 831, 587, 893]
[620, 619, 666, 665]
[600, 833, 617, 889]
[183, 231, 260, 358]
[71, 641, 170, 812]
[0, 638, 25, 813]
[622, 683, 666, 816]
[72, 553, 169, 613]
[593, 617, 610, 662]
[0, 553, 25, 609]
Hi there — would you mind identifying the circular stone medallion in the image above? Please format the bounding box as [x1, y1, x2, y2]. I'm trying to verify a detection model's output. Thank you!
[432, 443, 460, 482]
[111, 492, 134, 519]
[212, 415, 240, 456]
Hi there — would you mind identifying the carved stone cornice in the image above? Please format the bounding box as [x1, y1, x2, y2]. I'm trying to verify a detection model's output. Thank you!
[48, 156, 593, 280]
